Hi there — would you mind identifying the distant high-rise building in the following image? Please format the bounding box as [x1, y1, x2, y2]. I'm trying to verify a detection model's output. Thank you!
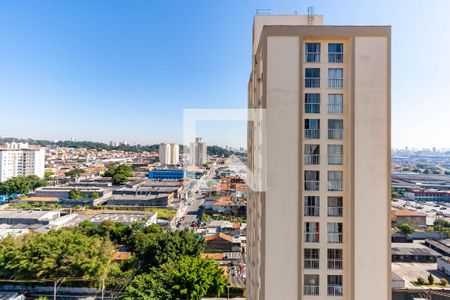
[159, 143, 180, 165]
[0, 142, 46, 182]
[247, 14, 391, 300]
[190, 138, 207, 166]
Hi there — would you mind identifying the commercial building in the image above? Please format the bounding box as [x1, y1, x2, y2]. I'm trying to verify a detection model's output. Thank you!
[148, 169, 186, 180]
[159, 143, 180, 165]
[190, 137, 207, 166]
[0, 142, 45, 182]
[404, 190, 450, 202]
[247, 14, 391, 300]
[0, 210, 61, 225]
[88, 211, 157, 226]
[106, 193, 173, 207]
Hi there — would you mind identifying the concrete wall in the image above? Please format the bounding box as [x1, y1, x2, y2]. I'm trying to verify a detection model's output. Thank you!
[265, 35, 300, 300]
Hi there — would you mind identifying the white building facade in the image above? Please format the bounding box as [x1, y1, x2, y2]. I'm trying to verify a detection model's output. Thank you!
[159, 143, 180, 165]
[190, 137, 207, 166]
[0, 143, 46, 182]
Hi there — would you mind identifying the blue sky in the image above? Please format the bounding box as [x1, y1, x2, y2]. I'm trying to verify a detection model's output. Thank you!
[0, 0, 449, 148]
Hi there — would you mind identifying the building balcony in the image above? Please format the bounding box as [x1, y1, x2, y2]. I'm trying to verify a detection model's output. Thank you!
[305, 52, 321, 63]
[328, 78, 344, 89]
[328, 129, 343, 140]
[328, 180, 343, 191]
[305, 129, 320, 139]
[305, 154, 320, 165]
[328, 233, 343, 244]
[304, 259, 320, 269]
[329, 52, 344, 63]
[328, 155, 343, 165]
[304, 232, 320, 243]
[328, 207, 343, 217]
[304, 206, 320, 217]
[328, 104, 343, 114]
[305, 103, 320, 114]
[304, 285, 320, 296]
[328, 259, 343, 270]
[328, 285, 344, 297]
[305, 180, 320, 191]
[305, 77, 321, 88]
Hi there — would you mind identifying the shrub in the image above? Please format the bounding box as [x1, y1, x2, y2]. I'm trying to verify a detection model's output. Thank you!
[428, 273, 434, 285]
[417, 277, 426, 285]
[441, 278, 448, 286]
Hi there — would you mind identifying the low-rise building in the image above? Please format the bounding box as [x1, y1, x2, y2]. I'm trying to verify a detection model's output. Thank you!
[391, 210, 427, 228]
[148, 169, 186, 180]
[391, 242, 440, 263]
[0, 210, 61, 225]
[107, 193, 173, 207]
[405, 190, 450, 202]
[88, 211, 157, 226]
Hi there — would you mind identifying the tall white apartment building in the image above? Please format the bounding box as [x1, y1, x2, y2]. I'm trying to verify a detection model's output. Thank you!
[159, 143, 180, 165]
[247, 15, 391, 300]
[190, 137, 207, 166]
[0, 142, 46, 182]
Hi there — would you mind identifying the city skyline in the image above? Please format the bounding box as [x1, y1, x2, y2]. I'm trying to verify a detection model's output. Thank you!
[1, 0, 450, 148]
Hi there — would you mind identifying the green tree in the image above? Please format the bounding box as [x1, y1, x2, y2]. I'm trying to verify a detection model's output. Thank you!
[0, 176, 47, 196]
[65, 168, 85, 179]
[68, 189, 87, 200]
[398, 223, 415, 234]
[428, 273, 434, 285]
[91, 191, 100, 199]
[104, 165, 133, 185]
[121, 256, 228, 300]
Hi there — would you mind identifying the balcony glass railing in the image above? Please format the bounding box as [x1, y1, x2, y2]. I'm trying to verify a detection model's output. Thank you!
[305, 180, 320, 191]
[328, 52, 344, 63]
[328, 181, 343, 191]
[305, 77, 321, 88]
[305, 103, 320, 114]
[328, 155, 343, 165]
[328, 78, 344, 89]
[328, 233, 343, 244]
[328, 285, 344, 296]
[304, 232, 320, 243]
[304, 285, 320, 296]
[305, 154, 320, 165]
[328, 259, 343, 270]
[304, 259, 320, 269]
[305, 52, 321, 63]
[328, 207, 343, 217]
[304, 206, 320, 217]
[328, 129, 344, 140]
[305, 129, 320, 139]
[328, 104, 343, 114]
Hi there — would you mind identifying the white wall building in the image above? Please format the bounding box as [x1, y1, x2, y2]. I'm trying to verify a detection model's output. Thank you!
[190, 137, 207, 166]
[0, 142, 46, 182]
[159, 143, 180, 165]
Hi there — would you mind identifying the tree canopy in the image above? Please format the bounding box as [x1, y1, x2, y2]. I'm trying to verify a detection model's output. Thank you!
[0, 175, 47, 196]
[103, 165, 133, 185]
[120, 256, 227, 300]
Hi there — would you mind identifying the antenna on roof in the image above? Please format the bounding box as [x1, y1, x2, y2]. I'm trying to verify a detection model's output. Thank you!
[307, 6, 315, 25]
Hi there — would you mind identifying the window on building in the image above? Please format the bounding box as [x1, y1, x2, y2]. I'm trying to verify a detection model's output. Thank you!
[328, 119, 343, 140]
[328, 171, 343, 191]
[304, 222, 320, 243]
[304, 144, 320, 165]
[328, 68, 344, 88]
[305, 93, 320, 114]
[304, 196, 320, 217]
[304, 274, 320, 296]
[328, 43, 344, 63]
[305, 43, 321, 63]
[328, 145, 343, 165]
[305, 119, 320, 139]
[328, 197, 343, 217]
[328, 94, 343, 114]
[305, 68, 320, 88]
[327, 222, 343, 244]
[328, 249, 343, 270]
[305, 171, 320, 191]
[304, 248, 320, 269]
[328, 275, 344, 296]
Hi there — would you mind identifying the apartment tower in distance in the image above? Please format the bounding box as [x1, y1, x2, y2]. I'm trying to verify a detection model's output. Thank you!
[0, 142, 46, 182]
[247, 14, 391, 300]
[159, 143, 180, 165]
[190, 137, 207, 167]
